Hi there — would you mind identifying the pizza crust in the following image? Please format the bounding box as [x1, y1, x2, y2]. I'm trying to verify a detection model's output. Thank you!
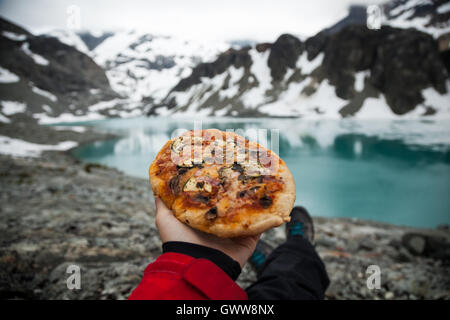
[149, 129, 296, 238]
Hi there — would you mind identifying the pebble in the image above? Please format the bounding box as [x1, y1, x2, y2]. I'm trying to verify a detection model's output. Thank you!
[384, 292, 394, 299]
[1, 151, 449, 300]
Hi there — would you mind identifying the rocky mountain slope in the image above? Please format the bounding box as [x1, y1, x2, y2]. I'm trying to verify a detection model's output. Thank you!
[11, 26, 230, 123]
[90, 30, 229, 105]
[2, 16, 226, 124]
[0, 17, 121, 124]
[148, 0, 450, 118]
[1, 0, 449, 122]
[383, 0, 450, 38]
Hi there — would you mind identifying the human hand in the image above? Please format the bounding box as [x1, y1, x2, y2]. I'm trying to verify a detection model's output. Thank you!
[155, 197, 260, 268]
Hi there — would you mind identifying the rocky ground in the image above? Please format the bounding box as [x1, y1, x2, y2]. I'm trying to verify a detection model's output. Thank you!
[0, 122, 449, 300]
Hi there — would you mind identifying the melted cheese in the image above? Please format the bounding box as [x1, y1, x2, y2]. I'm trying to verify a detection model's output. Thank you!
[183, 177, 212, 192]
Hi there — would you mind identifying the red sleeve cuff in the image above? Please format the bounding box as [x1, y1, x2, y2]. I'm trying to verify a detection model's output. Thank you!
[129, 252, 247, 300]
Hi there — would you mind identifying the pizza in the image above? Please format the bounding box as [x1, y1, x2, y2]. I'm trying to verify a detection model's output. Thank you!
[149, 129, 295, 238]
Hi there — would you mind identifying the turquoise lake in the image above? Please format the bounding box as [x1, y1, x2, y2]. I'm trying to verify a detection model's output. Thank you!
[65, 117, 450, 228]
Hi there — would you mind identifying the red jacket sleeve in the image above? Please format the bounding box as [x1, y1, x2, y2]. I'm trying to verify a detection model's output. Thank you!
[128, 252, 248, 300]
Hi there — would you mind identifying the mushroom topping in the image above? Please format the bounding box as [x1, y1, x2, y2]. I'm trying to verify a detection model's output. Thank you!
[259, 195, 273, 208]
[183, 177, 212, 192]
[205, 207, 218, 221]
[237, 190, 247, 198]
[193, 194, 210, 204]
[171, 137, 186, 154]
[169, 175, 181, 194]
[242, 161, 268, 177]
[177, 157, 193, 168]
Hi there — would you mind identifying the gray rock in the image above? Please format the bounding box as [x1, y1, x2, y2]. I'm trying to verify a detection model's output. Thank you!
[1, 147, 450, 300]
[384, 291, 394, 300]
[396, 247, 414, 263]
[359, 238, 376, 251]
[315, 236, 338, 249]
[402, 233, 426, 255]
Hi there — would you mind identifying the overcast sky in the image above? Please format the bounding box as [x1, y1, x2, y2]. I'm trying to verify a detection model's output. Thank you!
[0, 0, 387, 41]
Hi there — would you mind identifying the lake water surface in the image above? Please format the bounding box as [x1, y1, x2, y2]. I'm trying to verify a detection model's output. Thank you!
[64, 117, 450, 228]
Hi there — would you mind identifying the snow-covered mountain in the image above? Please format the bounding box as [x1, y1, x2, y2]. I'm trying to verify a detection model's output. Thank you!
[32, 28, 231, 121]
[91, 30, 229, 103]
[0, 18, 232, 124]
[148, 0, 450, 119]
[42, 29, 91, 55]
[0, 17, 120, 124]
[383, 0, 450, 39]
[1, 0, 449, 123]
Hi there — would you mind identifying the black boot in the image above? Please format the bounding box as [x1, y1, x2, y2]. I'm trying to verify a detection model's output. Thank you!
[285, 206, 315, 244]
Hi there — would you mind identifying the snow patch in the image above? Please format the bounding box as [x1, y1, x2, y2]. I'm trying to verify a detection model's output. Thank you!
[219, 66, 244, 99]
[93, 30, 138, 65]
[88, 99, 120, 112]
[0, 114, 10, 123]
[420, 82, 450, 117]
[354, 70, 370, 92]
[34, 112, 105, 124]
[21, 43, 49, 66]
[241, 50, 272, 108]
[389, 0, 432, 16]
[31, 86, 57, 102]
[214, 105, 231, 117]
[229, 66, 244, 84]
[42, 105, 52, 113]
[52, 126, 87, 133]
[355, 94, 394, 119]
[259, 78, 349, 118]
[118, 108, 143, 118]
[259, 78, 310, 116]
[0, 66, 20, 83]
[219, 84, 240, 100]
[1, 101, 26, 115]
[0, 136, 77, 157]
[42, 29, 90, 54]
[437, 2, 450, 14]
[296, 52, 324, 74]
[2, 31, 27, 41]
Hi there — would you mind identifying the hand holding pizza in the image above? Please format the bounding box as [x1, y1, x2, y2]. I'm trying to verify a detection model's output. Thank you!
[155, 197, 260, 268]
[149, 129, 296, 238]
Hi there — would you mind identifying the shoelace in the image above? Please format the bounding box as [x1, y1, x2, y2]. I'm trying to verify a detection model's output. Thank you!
[289, 222, 304, 237]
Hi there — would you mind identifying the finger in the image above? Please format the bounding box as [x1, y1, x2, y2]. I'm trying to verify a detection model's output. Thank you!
[155, 197, 171, 218]
[155, 197, 171, 228]
[155, 197, 183, 228]
[154, 196, 163, 212]
[231, 233, 261, 250]
[253, 234, 261, 242]
[235, 233, 261, 242]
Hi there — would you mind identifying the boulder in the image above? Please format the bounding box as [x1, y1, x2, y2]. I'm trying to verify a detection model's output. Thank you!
[402, 232, 450, 260]
[267, 34, 303, 82]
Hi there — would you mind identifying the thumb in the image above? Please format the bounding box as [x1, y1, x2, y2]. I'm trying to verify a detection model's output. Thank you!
[155, 196, 163, 212]
[155, 197, 171, 214]
[155, 197, 175, 226]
